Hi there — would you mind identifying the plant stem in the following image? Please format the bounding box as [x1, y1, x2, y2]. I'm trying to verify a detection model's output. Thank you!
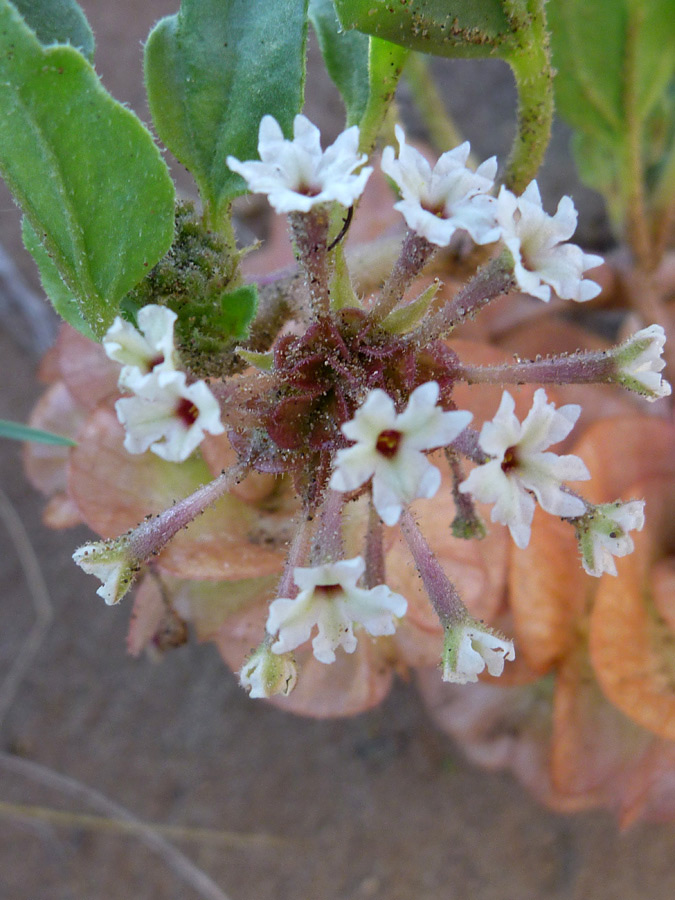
[503, 1, 554, 193]
[455, 350, 614, 387]
[404, 53, 468, 155]
[409, 251, 515, 343]
[399, 509, 467, 625]
[368, 231, 437, 323]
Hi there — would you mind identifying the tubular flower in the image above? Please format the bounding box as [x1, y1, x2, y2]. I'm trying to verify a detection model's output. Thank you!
[574, 500, 646, 577]
[226, 114, 372, 214]
[266, 557, 408, 664]
[442, 619, 515, 684]
[330, 382, 473, 526]
[115, 369, 224, 462]
[496, 181, 603, 302]
[239, 642, 298, 699]
[103, 304, 178, 390]
[612, 324, 672, 401]
[381, 125, 500, 247]
[459, 389, 590, 548]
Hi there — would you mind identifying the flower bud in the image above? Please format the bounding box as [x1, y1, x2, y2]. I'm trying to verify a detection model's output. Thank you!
[239, 642, 298, 699]
[442, 618, 515, 684]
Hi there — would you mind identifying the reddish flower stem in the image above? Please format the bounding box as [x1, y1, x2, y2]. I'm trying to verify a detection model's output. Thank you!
[399, 509, 468, 626]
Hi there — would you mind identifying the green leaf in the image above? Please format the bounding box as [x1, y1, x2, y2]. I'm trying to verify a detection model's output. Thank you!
[10, 0, 94, 60]
[334, 0, 522, 59]
[358, 37, 409, 154]
[145, 0, 309, 220]
[309, 0, 370, 126]
[0, 418, 77, 446]
[22, 217, 95, 338]
[216, 284, 258, 342]
[381, 279, 439, 334]
[0, 1, 175, 338]
[548, 0, 675, 222]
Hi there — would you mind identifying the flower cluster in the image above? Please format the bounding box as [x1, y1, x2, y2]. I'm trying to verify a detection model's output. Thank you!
[103, 305, 224, 462]
[53, 115, 669, 709]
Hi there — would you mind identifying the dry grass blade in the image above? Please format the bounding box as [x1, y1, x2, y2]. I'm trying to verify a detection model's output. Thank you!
[0, 752, 235, 900]
[0, 486, 53, 730]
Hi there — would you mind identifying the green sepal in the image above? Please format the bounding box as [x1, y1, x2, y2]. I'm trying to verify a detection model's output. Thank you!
[144, 0, 309, 221]
[216, 284, 258, 342]
[236, 348, 274, 371]
[0, 1, 175, 338]
[0, 418, 77, 446]
[329, 242, 361, 311]
[381, 279, 439, 334]
[11, 0, 95, 60]
[309, 0, 370, 126]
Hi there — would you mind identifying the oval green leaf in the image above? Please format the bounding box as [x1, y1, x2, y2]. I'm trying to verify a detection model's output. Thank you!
[0, 1, 175, 338]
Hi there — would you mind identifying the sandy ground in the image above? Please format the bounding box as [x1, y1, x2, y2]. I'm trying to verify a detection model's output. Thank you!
[1, 3, 675, 899]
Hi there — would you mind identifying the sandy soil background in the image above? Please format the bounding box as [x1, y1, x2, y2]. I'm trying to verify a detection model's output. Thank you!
[1, 3, 674, 899]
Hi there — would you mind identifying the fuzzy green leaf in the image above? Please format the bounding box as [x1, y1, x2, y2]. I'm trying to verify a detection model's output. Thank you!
[11, 0, 94, 60]
[0, 418, 77, 446]
[0, 1, 175, 338]
[22, 217, 95, 338]
[334, 0, 523, 59]
[145, 0, 309, 219]
[548, 0, 675, 217]
[309, 0, 370, 126]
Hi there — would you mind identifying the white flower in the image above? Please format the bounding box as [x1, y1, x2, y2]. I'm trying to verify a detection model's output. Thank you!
[239, 642, 298, 699]
[73, 538, 138, 606]
[575, 500, 645, 577]
[115, 369, 224, 462]
[330, 382, 472, 526]
[266, 557, 407, 664]
[226, 114, 372, 214]
[103, 305, 178, 389]
[442, 620, 515, 684]
[612, 324, 672, 401]
[459, 389, 590, 548]
[381, 125, 500, 246]
[496, 181, 603, 302]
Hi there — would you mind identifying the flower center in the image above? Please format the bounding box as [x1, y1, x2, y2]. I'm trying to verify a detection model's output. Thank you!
[315, 583, 343, 596]
[376, 429, 402, 459]
[148, 353, 165, 371]
[501, 445, 519, 473]
[176, 398, 199, 427]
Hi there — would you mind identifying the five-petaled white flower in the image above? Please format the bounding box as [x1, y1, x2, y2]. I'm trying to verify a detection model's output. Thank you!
[496, 181, 603, 302]
[442, 619, 515, 684]
[612, 324, 672, 401]
[103, 304, 178, 390]
[239, 642, 298, 699]
[226, 114, 372, 214]
[72, 537, 138, 606]
[330, 382, 473, 526]
[574, 500, 645, 577]
[266, 557, 407, 664]
[381, 125, 500, 247]
[459, 389, 590, 548]
[115, 369, 224, 462]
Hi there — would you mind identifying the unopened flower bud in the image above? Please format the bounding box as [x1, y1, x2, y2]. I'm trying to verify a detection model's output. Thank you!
[239, 641, 298, 699]
[72, 537, 140, 605]
[442, 618, 515, 684]
[611, 325, 671, 401]
[573, 499, 645, 577]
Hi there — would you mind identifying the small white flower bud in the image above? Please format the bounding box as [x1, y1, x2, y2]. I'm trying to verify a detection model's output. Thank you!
[239, 642, 298, 699]
[574, 499, 645, 577]
[442, 619, 515, 684]
[611, 324, 671, 401]
[73, 537, 140, 605]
